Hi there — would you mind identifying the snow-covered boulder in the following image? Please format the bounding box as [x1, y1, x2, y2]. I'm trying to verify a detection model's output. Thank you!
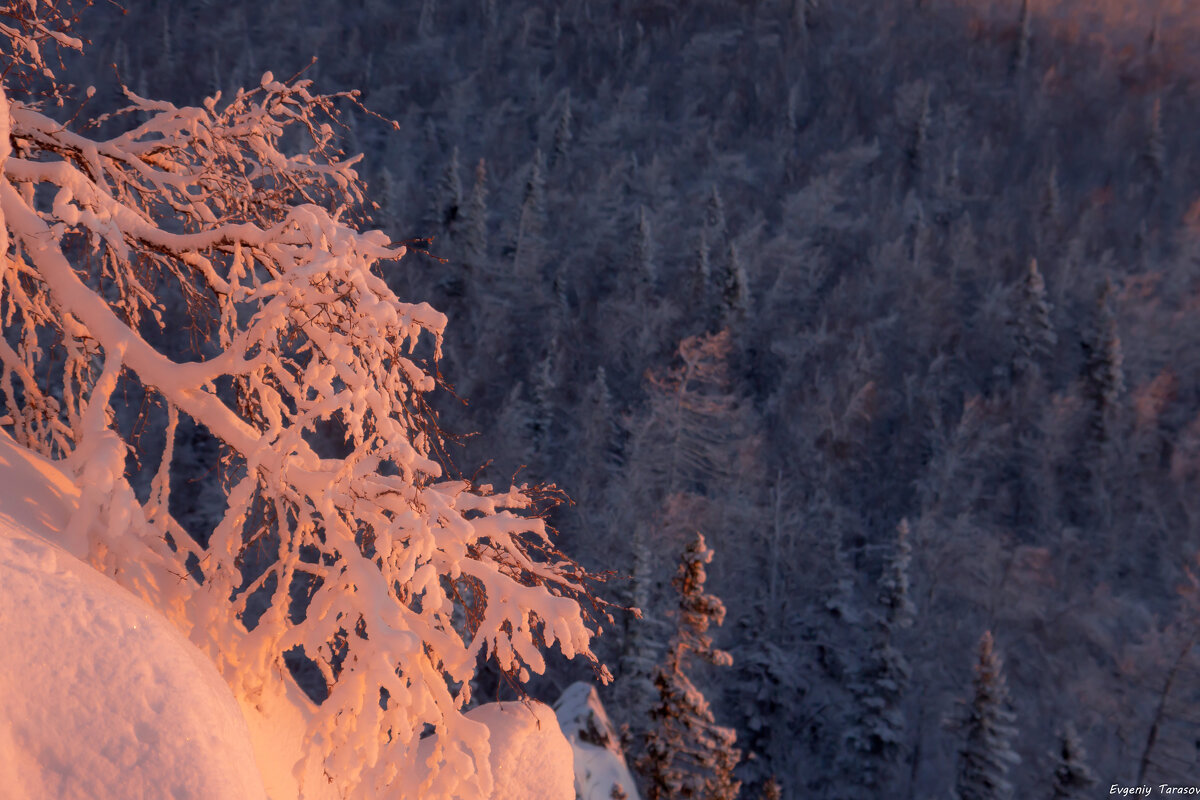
[412, 700, 575, 800]
[469, 702, 575, 800]
[554, 682, 641, 800]
[0, 432, 268, 800]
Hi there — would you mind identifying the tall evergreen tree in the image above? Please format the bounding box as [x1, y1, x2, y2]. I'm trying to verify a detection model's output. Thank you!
[1142, 97, 1165, 183]
[841, 519, 914, 797]
[514, 149, 548, 281]
[721, 242, 750, 324]
[552, 89, 573, 169]
[464, 158, 489, 269]
[636, 204, 657, 292]
[690, 229, 713, 317]
[1082, 278, 1124, 444]
[1049, 723, 1096, 800]
[705, 185, 727, 244]
[583, 366, 624, 475]
[896, 81, 931, 179]
[429, 145, 462, 235]
[639, 533, 742, 800]
[1012, 259, 1056, 381]
[1012, 0, 1032, 74]
[954, 631, 1020, 800]
[879, 518, 916, 629]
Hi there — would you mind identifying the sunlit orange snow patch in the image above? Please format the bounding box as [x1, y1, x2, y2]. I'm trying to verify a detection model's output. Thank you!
[0, 429, 80, 543]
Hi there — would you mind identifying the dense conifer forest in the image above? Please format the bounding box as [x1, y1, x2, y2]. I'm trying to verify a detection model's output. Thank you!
[49, 0, 1200, 795]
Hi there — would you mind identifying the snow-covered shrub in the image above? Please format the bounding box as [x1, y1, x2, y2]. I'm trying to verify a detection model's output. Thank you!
[0, 2, 608, 797]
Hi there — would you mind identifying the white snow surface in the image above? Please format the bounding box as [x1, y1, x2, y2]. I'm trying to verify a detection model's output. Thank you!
[554, 682, 641, 800]
[416, 701, 575, 800]
[0, 430, 268, 800]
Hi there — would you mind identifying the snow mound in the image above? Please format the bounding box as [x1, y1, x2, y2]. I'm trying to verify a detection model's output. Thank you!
[469, 701, 574, 800]
[414, 701, 574, 800]
[0, 432, 267, 800]
[554, 682, 641, 800]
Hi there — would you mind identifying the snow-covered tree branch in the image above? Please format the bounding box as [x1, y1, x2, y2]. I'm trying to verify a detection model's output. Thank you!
[0, 2, 608, 797]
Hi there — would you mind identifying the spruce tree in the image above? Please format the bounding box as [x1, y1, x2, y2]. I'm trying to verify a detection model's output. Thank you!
[954, 631, 1020, 800]
[1082, 278, 1124, 444]
[841, 519, 914, 797]
[636, 205, 657, 292]
[691, 229, 713, 317]
[417, 0, 436, 39]
[896, 81, 931, 179]
[639, 533, 742, 800]
[1049, 723, 1096, 800]
[721, 241, 750, 324]
[583, 366, 624, 474]
[879, 518, 916, 629]
[1012, 259, 1056, 381]
[617, 524, 663, 737]
[552, 89, 573, 169]
[464, 158, 489, 269]
[515, 149, 548, 281]
[430, 145, 462, 234]
[1012, 0, 1032, 74]
[1142, 97, 1165, 183]
[705, 185, 727, 244]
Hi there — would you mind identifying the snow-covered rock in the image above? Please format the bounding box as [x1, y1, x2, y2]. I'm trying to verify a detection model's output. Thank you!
[554, 682, 641, 800]
[468, 701, 575, 800]
[0, 431, 268, 800]
[412, 700, 575, 800]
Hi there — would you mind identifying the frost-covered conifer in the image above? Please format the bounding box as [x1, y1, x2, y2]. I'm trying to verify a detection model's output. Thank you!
[432, 145, 463, 234]
[879, 518, 916, 628]
[1012, 259, 1056, 380]
[639, 533, 741, 800]
[515, 148, 548, 280]
[721, 242, 750, 323]
[552, 89, 573, 168]
[1049, 723, 1096, 800]
[418, 0, 436, 39]
[954, 632, 1020, 800]
[1142, 98, 1165, 182]
[1013, 0, 1032, 74]
[617, 524, 662, 728]
[705, 185, 727, 244]
[691, 229, 713, 315]
[841, 519, 914, 797]
[584, 366, 624, 474]
[464, 158, 489, 268]
[896, 81, 931, 178]
[531, 348, 559, 458]
[636, 205, 657, 292]
[1082, 278, 1124, 443]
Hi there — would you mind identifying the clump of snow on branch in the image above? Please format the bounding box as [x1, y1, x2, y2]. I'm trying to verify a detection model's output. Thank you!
[0, 2, 609, 797]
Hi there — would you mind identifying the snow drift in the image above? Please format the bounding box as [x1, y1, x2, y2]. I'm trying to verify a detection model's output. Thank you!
[0, 430, 268, 800]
